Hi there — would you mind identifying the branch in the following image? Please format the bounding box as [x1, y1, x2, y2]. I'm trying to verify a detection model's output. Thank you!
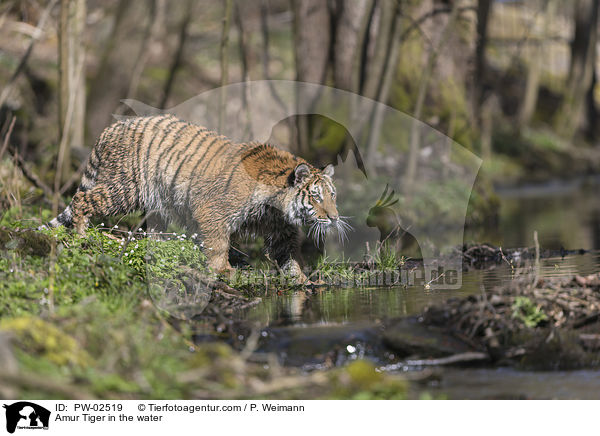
[399, 5, 476, 47]
[6, 147, 64, 208]
[0, 115, 16, 161]
[0, 0, 58, 109]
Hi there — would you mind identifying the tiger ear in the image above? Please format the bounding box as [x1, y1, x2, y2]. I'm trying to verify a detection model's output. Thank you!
[292, 163, 311, 186]
[322, 164, 334, 178]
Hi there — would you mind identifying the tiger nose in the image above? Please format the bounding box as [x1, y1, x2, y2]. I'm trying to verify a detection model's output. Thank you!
[328, 214, 339, 222]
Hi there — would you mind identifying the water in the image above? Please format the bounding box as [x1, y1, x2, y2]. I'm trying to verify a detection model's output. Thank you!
[428, 368, 600, 400]
[242, 252, 600, 326]
[236, 179, 600, 399]
[466, 177, 600, 250]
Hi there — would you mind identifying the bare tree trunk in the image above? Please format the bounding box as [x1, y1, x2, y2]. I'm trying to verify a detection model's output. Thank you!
[292, 0, 331, 152]
[219, 0, 233, 132]
[403, 2, 459, 192]
[86, 0, 134, 140]
[518, 0, 556, 128]
[58, 0, 85, 185]
[481, 95, 500, 164]
[160, 0, 194, 109]
[235, 0, 253, 138]
[472, 0, 492, 125]
[365, 1, 403, 173]
[332, 0, 372, 92]
[123, 0, 165, 105]
[585, 61, 598, 140]
[361, 0, 395, 101]
[259, 1, 286, 109]
[339, 0, 375, 179]
[557, 0, 599, 138]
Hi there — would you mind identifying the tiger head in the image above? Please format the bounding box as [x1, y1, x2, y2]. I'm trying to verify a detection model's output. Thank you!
[286, 163, 351, 244]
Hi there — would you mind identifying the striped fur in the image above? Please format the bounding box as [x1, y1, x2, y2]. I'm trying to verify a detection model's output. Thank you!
[47, 115, 345, 281]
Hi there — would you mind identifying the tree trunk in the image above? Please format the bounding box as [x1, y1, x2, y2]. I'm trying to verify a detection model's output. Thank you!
[557, 0, 599, 138]
[160, 0, 194, 109]
[58, 0, 85, 185]
[332, 0, 372, 92]
[235, 0, 253, 138]
[518, 0, 556, 129]
[219, 0, 233, 132]
[365, 1, 403, 173]
[124, 0, 165, 104]
[472, 0, 492, 125]
[585, 62, 598, 141]
[404, 2, 459, 193]
[361, 0, 395, 101]
[291, 0, 331, 152]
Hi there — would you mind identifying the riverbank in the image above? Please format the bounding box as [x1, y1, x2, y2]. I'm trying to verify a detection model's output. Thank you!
[1, 205, 599, 399]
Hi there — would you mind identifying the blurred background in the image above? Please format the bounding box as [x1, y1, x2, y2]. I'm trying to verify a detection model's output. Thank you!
[1, 0, 600, 250]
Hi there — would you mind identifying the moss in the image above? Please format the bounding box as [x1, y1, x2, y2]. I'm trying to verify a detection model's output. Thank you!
[0, 316, 92, 367]
[18, 230, 52, 256]
[329, 360, 407, 400]
[0, 228, 52, 257]
[345, 360, 383, 387]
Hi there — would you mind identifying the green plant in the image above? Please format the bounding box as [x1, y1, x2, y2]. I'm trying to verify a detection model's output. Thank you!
[511, 296, 548, 328]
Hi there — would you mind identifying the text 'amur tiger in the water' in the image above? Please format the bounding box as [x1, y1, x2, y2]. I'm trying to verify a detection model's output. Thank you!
[45, 114, 351, 283]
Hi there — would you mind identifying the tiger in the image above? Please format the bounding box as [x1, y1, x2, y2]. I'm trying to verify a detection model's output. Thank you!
[45, 114, 350, 283]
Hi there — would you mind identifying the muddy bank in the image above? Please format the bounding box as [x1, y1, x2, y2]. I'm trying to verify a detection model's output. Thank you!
[460, 243, 587, 270]
[422, 273, 600, 370]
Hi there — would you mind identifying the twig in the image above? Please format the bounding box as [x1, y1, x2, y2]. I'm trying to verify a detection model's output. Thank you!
[0, 115, 16, 161]
[399, 5, 476, 46]
[60, 154, 89, 194]
[240, 328, 260, 361]
[405, 351, 489, 367]
[532, 230, 540, 288]
[6, 147, 63, 208]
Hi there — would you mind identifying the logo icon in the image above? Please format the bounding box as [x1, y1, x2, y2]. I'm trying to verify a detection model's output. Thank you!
[3, 402, 50, 434]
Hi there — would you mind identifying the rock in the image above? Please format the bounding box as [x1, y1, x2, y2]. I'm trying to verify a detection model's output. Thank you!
[0, 228, 52, 257]
[382, 317, 474, 358]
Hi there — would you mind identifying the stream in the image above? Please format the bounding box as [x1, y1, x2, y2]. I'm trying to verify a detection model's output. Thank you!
[233, 179, 600, 399]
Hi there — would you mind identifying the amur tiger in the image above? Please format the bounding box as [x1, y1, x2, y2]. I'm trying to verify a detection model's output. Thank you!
[45, 115, 350, 283]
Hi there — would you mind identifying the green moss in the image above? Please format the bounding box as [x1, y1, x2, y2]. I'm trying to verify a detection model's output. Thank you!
[0, 316, 92, 367]
[330, 360, 407, 400]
